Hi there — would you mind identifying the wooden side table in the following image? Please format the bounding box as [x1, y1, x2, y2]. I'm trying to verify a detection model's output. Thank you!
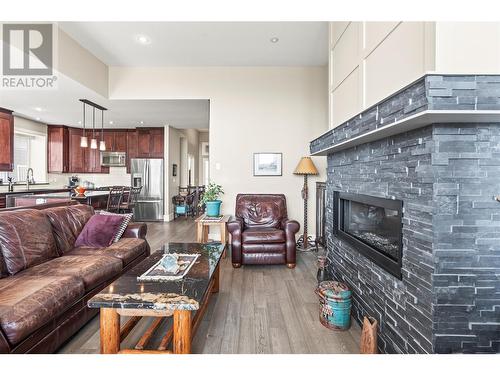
[195, 214, 231, 257]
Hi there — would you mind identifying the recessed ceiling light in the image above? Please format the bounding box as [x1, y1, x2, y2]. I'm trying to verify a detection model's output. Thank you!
[270, 37, 279, 43]
[109, 120, 113, 125]
[78, 121, 81, 125]
[34, 107, 42, 112]
[135, 34, 152, 45]
[36, 117, 41, 121]
[140, 121, 144, 124]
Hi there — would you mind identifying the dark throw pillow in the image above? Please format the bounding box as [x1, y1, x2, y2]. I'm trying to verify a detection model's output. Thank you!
[74, 214, 125, 248]
[97, 211, 133, 242]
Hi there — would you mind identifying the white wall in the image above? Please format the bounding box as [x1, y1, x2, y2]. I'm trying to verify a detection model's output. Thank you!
[57, 28, 109, 97]
[109, 66, 328, 235]
[328, 21, 500, 129]
[435, 22, 500, 73]
[329, 22, 435, 128]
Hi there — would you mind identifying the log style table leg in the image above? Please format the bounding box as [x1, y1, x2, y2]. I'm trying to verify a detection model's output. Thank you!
[100, 308, 120, 354]
[220, 223, 227, 258]
[203, 225, 209, 242]
[173, 310, 192, 354]
[196, 222, 203, 243]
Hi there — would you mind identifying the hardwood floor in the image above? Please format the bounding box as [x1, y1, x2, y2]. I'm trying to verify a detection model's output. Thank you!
[58, 219, 361, 354]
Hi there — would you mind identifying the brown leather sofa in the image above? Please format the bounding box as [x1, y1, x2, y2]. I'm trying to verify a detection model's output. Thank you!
[0, 203, 150, 354]
[228, 194, 300, 268]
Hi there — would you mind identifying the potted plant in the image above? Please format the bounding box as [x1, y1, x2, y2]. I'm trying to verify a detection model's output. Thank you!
[200, 182, 224, 217]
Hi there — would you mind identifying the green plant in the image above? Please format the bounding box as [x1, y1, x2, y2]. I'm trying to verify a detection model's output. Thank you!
[199, 182, 224, 206]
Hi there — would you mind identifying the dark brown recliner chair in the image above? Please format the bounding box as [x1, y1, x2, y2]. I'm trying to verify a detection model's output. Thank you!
[228, 194, 300, 268]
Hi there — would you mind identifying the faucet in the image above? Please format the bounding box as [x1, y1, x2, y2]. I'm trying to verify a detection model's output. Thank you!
[7, 177, 14, 192]
[26, 168, 34, 190]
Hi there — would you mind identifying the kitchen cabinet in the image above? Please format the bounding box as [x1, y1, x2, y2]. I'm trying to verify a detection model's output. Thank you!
[150, 128, 164, 158]
[68, 128, 85, 173]
[66, 128, 108, 174]
[137, 129, 151, 157]
[0, 108, 14, 171]
[48, 125, 163, 174]
[137, 128, 164, 158]
[114, 131, 128, 152]
[103, 131, 114, 152]
[126, 130, 138, 173]
[47, 126, 69, 173]
[102, 130, 128, 152]
[85, 131, 109, 173]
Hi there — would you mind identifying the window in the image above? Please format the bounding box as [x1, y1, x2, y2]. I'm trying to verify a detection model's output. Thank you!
[13, 134, 30, 182]
[0, 131, 47, 183]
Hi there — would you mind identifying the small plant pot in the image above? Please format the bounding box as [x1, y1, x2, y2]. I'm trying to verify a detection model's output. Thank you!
[205, 200, 222, 217]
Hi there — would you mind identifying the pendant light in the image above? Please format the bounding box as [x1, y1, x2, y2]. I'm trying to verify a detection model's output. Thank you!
[99, 109, 106, 151]
[80, 102, 88, 148]
[90, 107, 97, 149]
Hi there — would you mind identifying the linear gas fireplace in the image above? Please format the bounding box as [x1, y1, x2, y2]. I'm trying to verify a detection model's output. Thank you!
[334, 192, 403, 279]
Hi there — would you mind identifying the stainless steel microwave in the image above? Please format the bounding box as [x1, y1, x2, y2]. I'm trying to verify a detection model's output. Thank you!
[100, 152, 126, 167]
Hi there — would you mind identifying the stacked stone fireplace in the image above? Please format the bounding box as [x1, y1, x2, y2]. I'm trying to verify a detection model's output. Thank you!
[311, 75, 500, 354]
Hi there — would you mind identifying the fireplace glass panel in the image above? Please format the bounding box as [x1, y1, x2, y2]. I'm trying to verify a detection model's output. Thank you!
[341, 200, 400, 261]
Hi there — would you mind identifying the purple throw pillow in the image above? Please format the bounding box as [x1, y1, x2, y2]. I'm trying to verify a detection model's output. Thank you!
[74, 214, 125, 248]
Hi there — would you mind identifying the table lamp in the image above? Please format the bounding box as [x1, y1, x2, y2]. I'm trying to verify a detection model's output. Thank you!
[294, 156, 319, 250]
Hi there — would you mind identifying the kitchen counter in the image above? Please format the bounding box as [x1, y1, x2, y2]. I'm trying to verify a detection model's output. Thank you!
[13, 191, 110, 209]
[0, 188, 71, 196]
[0, 188, 72, 209]
[17, 191, 109, 199]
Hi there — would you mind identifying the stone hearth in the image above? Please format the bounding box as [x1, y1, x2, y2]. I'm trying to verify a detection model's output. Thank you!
[310, 74, 500, 354]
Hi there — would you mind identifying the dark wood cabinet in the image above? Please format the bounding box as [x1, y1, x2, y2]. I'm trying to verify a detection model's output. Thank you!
[102, 130, 128, 152]
[103, 131, 114, 152]
[126, 130, 138, 173]
[114, 131, 128, 152]
[150, 128, 164, 158]
[137, 128, 164, 158]
[0, 108, 14, 171]
[47, 126, 69, 173]
[85, 131, 109, 174]
[48, 126, 163, 175]
[68, 128, 85, 173]
[64, 128, 109, 174]
[137, 129, 151, 158]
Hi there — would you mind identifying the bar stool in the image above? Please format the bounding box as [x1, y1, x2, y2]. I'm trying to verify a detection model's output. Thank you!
[106, 186, 125, 213]
[120, 186, 142, 214]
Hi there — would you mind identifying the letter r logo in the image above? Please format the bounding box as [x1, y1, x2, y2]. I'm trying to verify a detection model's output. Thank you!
[2, 24, 53, 76]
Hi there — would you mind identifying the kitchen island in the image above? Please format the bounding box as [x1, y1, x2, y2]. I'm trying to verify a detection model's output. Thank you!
[13, 191, 110, 209]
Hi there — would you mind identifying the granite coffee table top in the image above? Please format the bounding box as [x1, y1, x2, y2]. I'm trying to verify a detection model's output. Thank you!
[88, 242, 225, 311]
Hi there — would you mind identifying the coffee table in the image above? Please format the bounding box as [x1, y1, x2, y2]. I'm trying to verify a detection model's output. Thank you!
[88, 242, 225, 354]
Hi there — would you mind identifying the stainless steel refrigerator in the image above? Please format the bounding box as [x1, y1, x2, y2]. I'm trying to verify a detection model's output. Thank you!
[131, 158, 164, 221]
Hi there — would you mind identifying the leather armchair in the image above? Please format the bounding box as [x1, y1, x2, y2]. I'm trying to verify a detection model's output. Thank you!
[228, 194, 300, 268]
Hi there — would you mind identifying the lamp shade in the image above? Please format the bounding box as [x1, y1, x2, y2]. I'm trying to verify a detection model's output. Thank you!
[293, 157, 319, 175]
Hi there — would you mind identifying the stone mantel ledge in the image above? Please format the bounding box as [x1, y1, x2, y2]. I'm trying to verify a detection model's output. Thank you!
[310, 74, 500, 156]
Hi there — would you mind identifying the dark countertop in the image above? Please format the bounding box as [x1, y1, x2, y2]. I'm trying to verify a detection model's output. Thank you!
[88, 243, 225, 311]
[15, 191, 109, 199]
[0, 188, 71, 197]
[0, 182, 50, 187]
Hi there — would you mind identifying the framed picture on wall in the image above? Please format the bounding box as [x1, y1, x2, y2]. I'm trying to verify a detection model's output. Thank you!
[253, 153, 282, 176]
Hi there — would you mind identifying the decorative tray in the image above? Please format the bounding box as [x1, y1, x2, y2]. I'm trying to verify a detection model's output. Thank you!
[137, 253, 200, 282]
